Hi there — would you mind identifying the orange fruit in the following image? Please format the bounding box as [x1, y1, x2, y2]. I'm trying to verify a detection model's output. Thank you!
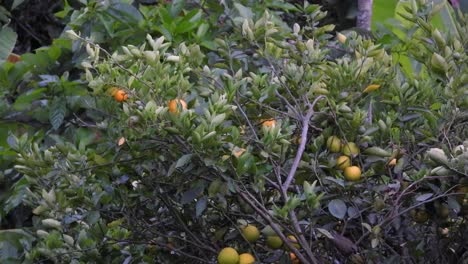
[113, 89, 128, 102]
[262, 119, 276, 129]
[238, 253, 255, 264]
[290, 252, 300, 264]
[344, 166, 361, 181]
[336, 155, 351, 170]
[388, 158, 397, 166]
[168, 99, 187, 114]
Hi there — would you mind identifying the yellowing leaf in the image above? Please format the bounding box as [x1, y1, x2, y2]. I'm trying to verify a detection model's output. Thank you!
[232, 147, 246, 158]
[117, 137, 126, 146]
[363, 84, 381, 93]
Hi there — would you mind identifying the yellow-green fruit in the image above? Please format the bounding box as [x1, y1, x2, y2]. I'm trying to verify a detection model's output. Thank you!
[217, 247, 239, 264]
[242, 225, 260, 242]
[344, 166, 362, 181]
[342, 142, 360, 156]
[327, 136, 342, 153]
[287, 235, 300, 249]
[373, 198, 385, 211]
[336, 155, 351, 170]
[266, 235, 283, 249]
[412, 210, 429, 223]
[239, 253, 255, 264]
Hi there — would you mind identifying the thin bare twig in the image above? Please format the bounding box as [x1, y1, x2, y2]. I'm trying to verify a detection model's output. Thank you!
[282, 96, 325, 191]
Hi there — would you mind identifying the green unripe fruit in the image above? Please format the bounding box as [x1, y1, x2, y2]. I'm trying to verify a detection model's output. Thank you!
[342, 142, 360, 156]
[327, 136, 342, 153]
[266, 235, 283, 249]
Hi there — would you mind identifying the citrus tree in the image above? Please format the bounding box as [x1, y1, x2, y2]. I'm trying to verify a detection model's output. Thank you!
[1, 1, 467, 264]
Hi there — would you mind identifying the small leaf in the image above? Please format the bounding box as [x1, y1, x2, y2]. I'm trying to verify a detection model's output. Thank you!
[328, 199, 347, 219]
[0, 27, 17, 62]
[371, 238, 379, 248]
[234, 3, 253, 19]
[196, 196, 207, 217]
[49, 97, 66, 130]
[117, 137, 126, 146]
[6, 134, 17, 149]
[316, 228, 334, 239]
[176, 154, 193, 168]
[363, 84, 381, 93]
[347, 207, 359, 219]
[180, 186, 203, 204]
[447, 197, 460, 213]
[416, 193, 433, 202]
[362, 223, 372, 232]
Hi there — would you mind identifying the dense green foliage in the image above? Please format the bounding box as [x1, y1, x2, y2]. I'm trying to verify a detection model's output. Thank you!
[1, 1, 467, 264]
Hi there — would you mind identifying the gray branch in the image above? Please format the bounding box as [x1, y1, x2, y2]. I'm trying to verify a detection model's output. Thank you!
[357, 0, 373, 31]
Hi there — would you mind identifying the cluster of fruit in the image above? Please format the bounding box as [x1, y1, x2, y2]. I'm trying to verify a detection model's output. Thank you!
[327, 135, 362, 181]
[111, 87, 188, 115]
[218, 224, 300, 264]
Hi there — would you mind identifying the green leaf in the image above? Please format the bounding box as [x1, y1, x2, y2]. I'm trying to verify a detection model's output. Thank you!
[0, 27, 17, 63]
[328, 199, 347, 219]
[11, 0, 26, 10]
[372, 0, 399, 29]
[196, 196, 207, 217]
[176, 154, 192, 168]
[180, 186, 203, 204]
[234, 3, 253, 19]
[4, 177, 29, 213]
[49, 97, 67, 130]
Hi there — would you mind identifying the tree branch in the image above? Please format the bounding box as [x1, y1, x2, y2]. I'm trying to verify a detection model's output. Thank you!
[357, 0, 373, 31]
[282, 96, 325, 191]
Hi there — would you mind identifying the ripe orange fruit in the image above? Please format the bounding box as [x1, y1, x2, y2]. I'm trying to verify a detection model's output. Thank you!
[344, 166, 361, 181]
[168, 99, 187, 114]
[217, 247, 239, 264]
[238, 253, 255, 264]
[262, 119, 276, 129]
[113, 89, 128, 102]
[241, 224, 260, 242]
[290, 252, 300, 264]
[336, 155, 351, 170]
[327, 136, 342, 153]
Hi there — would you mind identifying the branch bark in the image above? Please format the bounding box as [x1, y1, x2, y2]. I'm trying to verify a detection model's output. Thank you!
[357, 0, 373, 31]
[282, 96, 325, 191]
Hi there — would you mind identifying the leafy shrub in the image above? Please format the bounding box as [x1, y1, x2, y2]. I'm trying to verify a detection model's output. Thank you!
[1, 1, 467, 264]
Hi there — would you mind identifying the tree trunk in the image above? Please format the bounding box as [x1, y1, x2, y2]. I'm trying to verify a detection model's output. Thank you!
[357, 0, 373, 30]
